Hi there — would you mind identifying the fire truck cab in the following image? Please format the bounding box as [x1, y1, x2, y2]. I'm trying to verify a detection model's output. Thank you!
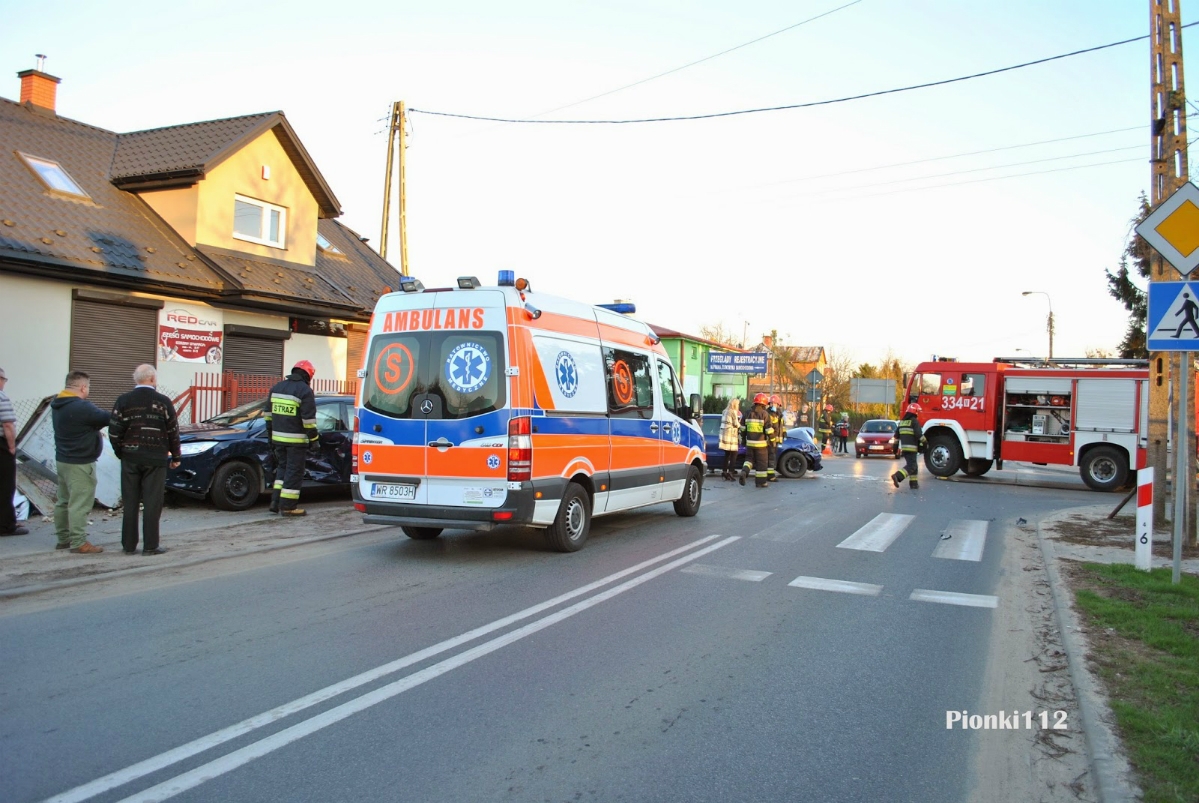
[905, 358, 1148, 491]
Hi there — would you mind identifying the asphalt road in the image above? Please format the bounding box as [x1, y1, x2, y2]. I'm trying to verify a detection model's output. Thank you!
[1, 456, 1101, 803]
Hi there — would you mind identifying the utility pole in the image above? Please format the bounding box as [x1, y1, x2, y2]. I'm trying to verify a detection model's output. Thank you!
[1148, 1, 1190, 523]
[379, 101, 410, 276]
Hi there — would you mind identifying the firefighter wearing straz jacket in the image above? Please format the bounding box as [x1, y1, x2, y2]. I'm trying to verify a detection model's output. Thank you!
[766, 394, 784, 482]
[739, 393, 774, 489]
[891, 403, 926, 490]
[266, 360, 319, 516]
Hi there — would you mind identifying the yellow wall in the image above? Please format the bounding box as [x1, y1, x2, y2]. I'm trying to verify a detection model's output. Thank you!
[136, 128, 319, 266]
[138, 186, 198, 244]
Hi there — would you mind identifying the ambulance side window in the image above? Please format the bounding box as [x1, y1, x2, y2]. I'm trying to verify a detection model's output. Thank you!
[604, 347, 654, 418]
[656, 359, 685, 415]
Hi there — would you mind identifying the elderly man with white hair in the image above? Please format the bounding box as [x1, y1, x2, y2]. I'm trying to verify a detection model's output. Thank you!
[108, 364, 181, 555]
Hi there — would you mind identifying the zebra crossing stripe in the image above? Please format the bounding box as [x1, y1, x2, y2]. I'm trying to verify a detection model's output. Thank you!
[836, 513, 915, 552]
[681, 565, 771, 582]
[788, 576, 883, 596]
[931, 520, 988, 561]
[909, 589, 997, 608]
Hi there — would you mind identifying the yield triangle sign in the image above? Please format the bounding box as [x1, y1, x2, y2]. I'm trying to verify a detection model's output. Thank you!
[1147, 281, 1199, 350]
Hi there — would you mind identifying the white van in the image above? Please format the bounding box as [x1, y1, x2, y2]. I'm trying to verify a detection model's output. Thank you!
[352, 272, 706, 551]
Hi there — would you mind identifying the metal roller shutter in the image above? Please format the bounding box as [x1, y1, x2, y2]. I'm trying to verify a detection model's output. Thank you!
[346, 327, 367, 386]
[70, 299, 158, 410]
[223, 335, 284, 377]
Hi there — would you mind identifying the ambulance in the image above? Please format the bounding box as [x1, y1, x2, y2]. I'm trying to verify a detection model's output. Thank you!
[351, 271, 707, 551]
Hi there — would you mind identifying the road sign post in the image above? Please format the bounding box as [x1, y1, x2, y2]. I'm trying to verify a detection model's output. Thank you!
[1137, 181, 1199, 584]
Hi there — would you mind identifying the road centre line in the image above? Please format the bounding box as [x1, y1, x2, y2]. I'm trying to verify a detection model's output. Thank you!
[931, 520, 988, 561]
[681, 564, 771, 582]
[44, 534, 731, 803]
[110, 536, 741, 803]
[836, 513, 915, 552]
[788, 576, 883, 596]
[909, 589, 998, 608]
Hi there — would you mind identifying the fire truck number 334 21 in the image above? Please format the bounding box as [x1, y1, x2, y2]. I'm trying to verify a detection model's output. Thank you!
[939, 395, 984, 411]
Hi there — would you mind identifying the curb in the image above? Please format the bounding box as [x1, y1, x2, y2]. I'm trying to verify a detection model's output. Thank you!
[0, 524, 392, 600]
[1034, 515, 1139, 803]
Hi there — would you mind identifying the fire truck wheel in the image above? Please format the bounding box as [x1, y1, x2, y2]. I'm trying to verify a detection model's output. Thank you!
[1080, 446, 1128, 492]
[963, 459, 993, 477]
[674, 464, 704, 515]
[401, 526, 442, 540]
[547, 482, 591, 552]
[924, 434, 963, 477]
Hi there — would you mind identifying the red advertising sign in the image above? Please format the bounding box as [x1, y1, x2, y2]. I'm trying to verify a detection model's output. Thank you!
[158, 306, 223, 364]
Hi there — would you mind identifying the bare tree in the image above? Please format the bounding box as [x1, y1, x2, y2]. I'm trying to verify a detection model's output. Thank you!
[698, 323, 740, 348]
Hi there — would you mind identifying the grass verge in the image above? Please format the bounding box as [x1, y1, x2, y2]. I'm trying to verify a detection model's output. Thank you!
[1067, 563, 1199, 803]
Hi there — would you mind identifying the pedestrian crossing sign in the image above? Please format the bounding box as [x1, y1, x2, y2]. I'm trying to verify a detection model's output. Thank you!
[1147, 281, 1199, 351]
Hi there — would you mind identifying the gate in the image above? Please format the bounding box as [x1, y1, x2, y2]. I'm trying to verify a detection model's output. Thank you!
[173, 372, 359, 424]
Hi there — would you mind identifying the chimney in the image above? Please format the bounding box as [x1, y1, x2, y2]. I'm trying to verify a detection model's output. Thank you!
[18, 60, 61, 113]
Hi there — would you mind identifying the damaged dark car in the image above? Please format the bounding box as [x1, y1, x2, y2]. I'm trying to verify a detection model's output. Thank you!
[166, 395, 354, 511]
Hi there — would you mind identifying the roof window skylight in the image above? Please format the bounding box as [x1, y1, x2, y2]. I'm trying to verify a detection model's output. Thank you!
[316, 232, 343, 255]
[19, 153, 89, 198]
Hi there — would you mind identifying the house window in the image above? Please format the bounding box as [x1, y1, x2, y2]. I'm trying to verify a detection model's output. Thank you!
[233, 194, 286, 248]
[316, 232, 343, 255]
[19, 152, 89, 199]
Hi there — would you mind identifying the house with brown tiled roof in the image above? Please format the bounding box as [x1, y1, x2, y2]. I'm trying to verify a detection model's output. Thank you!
[0, 66, 400, 420]
[746, 338, 828, 423]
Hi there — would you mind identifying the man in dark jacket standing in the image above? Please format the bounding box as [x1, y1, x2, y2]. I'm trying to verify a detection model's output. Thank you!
[266, 360, 319, 516]
[109, 364, 181, 555]
[51, 370, 111, 553]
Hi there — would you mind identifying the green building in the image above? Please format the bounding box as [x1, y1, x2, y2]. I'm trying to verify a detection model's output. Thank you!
[649, 324, 749, 402]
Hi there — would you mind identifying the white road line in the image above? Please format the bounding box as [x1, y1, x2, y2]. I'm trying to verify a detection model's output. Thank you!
[836, 513, 915, 552]
[681, 564, 771, 582]
[787, 576, 883, 596]
[932, 520, 988, 561]
[113, 536, 740, 803]
[909, 589, 998, 608]
[43, 534, 731, 803]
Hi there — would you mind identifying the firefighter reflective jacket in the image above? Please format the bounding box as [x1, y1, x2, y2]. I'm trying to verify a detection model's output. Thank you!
[265, 371, 318, 446]
[896, 412, 925, 453]
[768, 409, 784, 444]
[742, 403, 773, 449]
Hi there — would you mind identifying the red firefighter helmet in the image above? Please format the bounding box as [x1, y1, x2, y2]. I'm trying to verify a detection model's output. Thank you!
[824, 403, 834, 411]
[770, 394, 782, 406]
[293, 360, 316, 380]
[906, 403, 922, 414]
[753, 392, 770, 405]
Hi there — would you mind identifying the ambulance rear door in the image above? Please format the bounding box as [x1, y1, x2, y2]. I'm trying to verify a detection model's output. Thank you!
[422, 292, 512, 510]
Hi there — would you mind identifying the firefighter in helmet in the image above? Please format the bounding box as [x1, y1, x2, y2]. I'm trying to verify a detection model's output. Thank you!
[817, 403, 835, 452]
[766, 394, 785, 482]
[892, 403, 927, 490]
[266, 360, 319, 515]
[739, 393, 774, 488]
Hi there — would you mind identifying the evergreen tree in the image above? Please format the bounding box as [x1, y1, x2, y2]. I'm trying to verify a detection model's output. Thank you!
[1105, 195, 1152, 358]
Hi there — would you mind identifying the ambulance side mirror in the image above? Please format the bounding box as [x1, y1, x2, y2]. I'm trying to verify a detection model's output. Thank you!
[689, 393, 702, 418]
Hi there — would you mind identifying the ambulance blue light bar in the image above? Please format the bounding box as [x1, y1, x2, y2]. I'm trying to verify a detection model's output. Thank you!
[498, 270, 515, 286]
[597, 302, 636, 315]
[398, 276, 424, 293]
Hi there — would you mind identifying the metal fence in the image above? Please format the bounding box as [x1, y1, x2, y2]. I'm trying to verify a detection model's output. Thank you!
[172, 372, 359, 425]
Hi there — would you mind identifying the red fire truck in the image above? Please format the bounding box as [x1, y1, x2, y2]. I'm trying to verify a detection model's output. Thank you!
[904, 358, 1149, 491]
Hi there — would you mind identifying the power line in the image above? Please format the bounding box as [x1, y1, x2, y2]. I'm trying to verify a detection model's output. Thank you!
[532, 0, 863, 117]
[411, 23, 1199, 125]
[745, 125, 1144, 188]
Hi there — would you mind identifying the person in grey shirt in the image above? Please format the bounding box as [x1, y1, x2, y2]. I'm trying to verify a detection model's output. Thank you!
[0, 367, 26, 536]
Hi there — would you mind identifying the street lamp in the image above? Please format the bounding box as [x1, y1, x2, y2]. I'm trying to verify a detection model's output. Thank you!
[1021, 291, 1054, 360]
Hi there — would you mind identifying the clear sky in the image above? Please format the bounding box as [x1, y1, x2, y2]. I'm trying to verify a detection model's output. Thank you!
[3, 0, 1188, 368]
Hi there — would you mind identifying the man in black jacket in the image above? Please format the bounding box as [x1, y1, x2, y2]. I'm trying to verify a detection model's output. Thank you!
[51, 371, 111, 553]
[266, 360, 319, 516]
[109, 364, 181, 555]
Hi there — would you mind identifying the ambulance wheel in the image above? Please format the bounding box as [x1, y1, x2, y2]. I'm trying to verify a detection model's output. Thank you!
[211, 460, 261, 511]
[402, 526, 442, 540]
[547, 483, 591, 552]
[925, 434, 963, 477]
[963, 459, 993, 477]
[1080, 446, 1128, 492]
[778, 451, 807, 480]
[674, 465, 703, 516]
